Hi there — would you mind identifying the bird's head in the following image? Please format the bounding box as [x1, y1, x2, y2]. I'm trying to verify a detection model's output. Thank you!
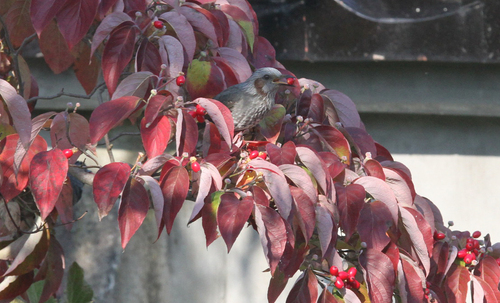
[247, 67, 294, 97]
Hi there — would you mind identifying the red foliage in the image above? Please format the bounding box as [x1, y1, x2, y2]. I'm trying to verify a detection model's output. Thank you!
[0, 1, 498, 302]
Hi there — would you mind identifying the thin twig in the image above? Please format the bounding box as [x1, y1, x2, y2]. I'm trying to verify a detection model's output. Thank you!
[0, 17, 36, 96]
[26, 82, 107, 104]
[98, 132, 141, 145]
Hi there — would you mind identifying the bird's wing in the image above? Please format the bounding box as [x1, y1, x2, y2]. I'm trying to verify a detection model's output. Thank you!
[214, 85, 247, 111]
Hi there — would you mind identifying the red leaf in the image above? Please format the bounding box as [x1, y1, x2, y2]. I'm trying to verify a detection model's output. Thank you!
[91, 11, 133, 57]
[285, 268, 318, 303]
[161, 166, 189, 234]
[429, 241, 450, 285]
[140, 116, 171, 159]
[363, 158, 385, 180]
[0, 79, 32, 149]
[201, 191, 222, 247]
[315, 200, 335, 257]
[135, 38, 161, 75]
[318, 287, 343, 303]
[137, 175, 164, 240]
[50, 112, 90, 162]
[289, 186, 315, 242]
[384, 167, 416, 207]
[144, 94, 172, 127]
[444, 263, 470, 303]
[175, 109, 198, 157]
[92, 162, 131, 219]
[311, 125, 351, 164]
[196, 98, 234, 148]
[158, 36, 184, 78]
[39, 19, 74, 74]
[0, 216, 49, 276]
[279, 164, 316, 205]
[296, 90, 325, 123]
[29, 149, 68, 220]
[33, 237, 64, 303]
[179, 6, 219, 46]
[4, 0, 35, 47]
[254, 204, 287, 275]
[398, 256, 426, 302]
[259, 104, 286, 144]
[471, 276, 498, 303]
[217, 194, 253, 252]
[354, 176, 399, 226]
[54, 181, 74, 230]
[248, 159, 293, 220]
[268, 267, 289, 303]
[221, 4, 256, 52]
[251, 36, 279, 68]
[474, 256, 500, 301]
[118, 177, 150, 249]
[357, 201, 392, 251]
[30, 0, 65, 35]
[72, 40, 100, 94]
[217, 47, 252, 82]
[159, 11, 196, 61]
[400, 206, 433, 275]
[266, 141, 296, 166]
[55, 0, 99, 50]
[336, 183, 365, 242]
[111, 71, 155, 100]
[189, 165, 219, 222]
[0, 271, 34, 301]
[102, 21, 138, 97]
[186, 59, 225, 99]
[89, 96, 141, 144]
[0, 134, 47, 201]
[321, 89, 362, 128]
[296, 146, 332, 198]
[359, 249, 395, 303]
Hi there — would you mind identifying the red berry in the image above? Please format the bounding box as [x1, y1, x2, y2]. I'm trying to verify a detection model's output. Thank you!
[351, 280, 360, 289]
[176, 75, 186, 86]
[334, 279, 344, 289]
[188, 110, 197, 118]
[191, 161, 201, 173]
[473, 239, 480, 249]
[329, 266, 339, 276]
[153, 20, 163, 29]
[457, 249, 467, 259]
[472, 231, 481, 238]
[464, 253, 476, 264]
[249, 150, 259, 160]
[466, 242, 474, 251]
[496, 258, 500, 266]
[195, 104, 205, 116]
[348, 276, 356, 283]
[347, 267, 357, 278]
[286, 77, 295, 86]
[62, 149, 73, 158]
[434, 232, 445, 241]
[196, 115, 205, 123]
[338, 271, 349, 281]
[466, 238, 474, 244]
[258, 152, 267, 159]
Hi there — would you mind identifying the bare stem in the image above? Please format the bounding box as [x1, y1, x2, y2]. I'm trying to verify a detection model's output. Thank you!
[98, 132, 141, 145]
[26, 82, 107, 104]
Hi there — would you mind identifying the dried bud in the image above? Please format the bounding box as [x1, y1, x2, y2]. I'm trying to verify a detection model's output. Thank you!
[360, 242, 367, 248]
[224, 178, 231, 185]
[160, 64, 167, 70]
[150, 89, 157, 95]
[296, 115, 304, 122]
[67, 102, 73, 108]
[135, 11, 142, 17]
[182, 152, 189, 158]
[448, 220, 454, 226]
[189, 156, 197, 162]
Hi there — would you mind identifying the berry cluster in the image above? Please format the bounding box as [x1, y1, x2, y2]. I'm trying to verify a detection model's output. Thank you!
[188, 104, 206, 123]
[248, 150, 267, 160]
[329, 266, 360, 290]
[457, 231, 482, 265]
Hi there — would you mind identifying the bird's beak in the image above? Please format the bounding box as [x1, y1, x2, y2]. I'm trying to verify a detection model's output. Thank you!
[273, 75, 295, 86]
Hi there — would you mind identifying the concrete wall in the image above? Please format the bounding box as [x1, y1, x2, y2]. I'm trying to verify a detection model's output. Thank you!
[34, 58, 500, 302]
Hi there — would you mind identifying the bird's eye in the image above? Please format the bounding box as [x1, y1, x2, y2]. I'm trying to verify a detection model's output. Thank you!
[263, 75, 271, 80]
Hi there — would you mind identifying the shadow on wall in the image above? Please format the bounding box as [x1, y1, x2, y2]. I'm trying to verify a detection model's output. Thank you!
[360, 113, 500, 156]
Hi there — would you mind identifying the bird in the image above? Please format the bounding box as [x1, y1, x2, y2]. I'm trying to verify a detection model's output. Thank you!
[214, 67, 294, 131]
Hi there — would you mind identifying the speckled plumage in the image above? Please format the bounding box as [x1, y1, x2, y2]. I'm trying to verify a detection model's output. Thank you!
[214, 67, 290, 131]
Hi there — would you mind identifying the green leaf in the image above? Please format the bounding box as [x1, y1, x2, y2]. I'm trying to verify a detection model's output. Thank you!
[26, 280, 57, 303]
[67, 262, 93, 303]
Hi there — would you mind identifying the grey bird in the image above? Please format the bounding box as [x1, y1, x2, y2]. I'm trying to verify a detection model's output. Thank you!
[214, 67, 294, 131]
